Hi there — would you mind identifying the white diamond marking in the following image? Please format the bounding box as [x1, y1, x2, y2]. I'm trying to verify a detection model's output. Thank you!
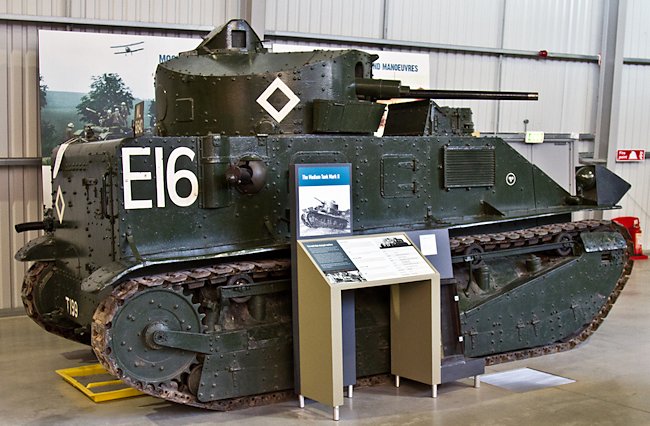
[55, 185, 65, 224]
[256, 77, 300, 123]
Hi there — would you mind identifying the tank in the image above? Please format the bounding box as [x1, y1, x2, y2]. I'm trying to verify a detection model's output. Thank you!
[301, 199, 349, 230]
[15, 20, 635, 410]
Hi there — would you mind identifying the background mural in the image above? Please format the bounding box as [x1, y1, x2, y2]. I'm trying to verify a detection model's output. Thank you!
[38, 30, 201, 156]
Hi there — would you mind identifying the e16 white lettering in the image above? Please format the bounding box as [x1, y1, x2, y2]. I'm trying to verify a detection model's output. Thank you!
[122, 146, 199, 209]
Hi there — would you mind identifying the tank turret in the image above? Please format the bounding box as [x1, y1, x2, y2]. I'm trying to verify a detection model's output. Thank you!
[155, 20, 537, 137]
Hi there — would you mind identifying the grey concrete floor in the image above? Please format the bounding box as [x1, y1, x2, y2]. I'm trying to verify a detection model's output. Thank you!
[1, 259, 649, 425]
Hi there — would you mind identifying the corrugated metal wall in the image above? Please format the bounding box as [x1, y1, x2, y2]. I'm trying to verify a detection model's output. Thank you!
[0, 0, 241, 26]
[607, 0, 650, 251]
[266, 0, 383, 37]
[386, 0, 503, 47]
[0, 21, 42, 310]
[499, 0, 602, 133]
[498, 58, 599, 133]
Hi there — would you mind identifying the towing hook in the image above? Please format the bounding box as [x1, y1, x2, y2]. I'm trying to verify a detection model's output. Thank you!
[15, 216, 55, 233]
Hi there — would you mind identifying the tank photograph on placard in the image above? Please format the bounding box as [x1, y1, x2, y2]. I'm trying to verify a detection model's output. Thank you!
[379, 236, 411, 249]
[325, 270, 367, 284]
[299, 195, 351, 236]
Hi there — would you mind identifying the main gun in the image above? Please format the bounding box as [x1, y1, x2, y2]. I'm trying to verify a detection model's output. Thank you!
[354, 78, 538, 101]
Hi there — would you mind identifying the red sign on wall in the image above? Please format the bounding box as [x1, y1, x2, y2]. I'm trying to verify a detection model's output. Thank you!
[616, 149, 646, 162]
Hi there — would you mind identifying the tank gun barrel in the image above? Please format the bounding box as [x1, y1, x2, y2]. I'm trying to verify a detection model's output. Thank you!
[354, 78, 538, 101]
[407, 89, 538, 101]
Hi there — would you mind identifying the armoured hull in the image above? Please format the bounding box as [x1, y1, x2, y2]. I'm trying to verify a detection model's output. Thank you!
[15, 19, 635, 410]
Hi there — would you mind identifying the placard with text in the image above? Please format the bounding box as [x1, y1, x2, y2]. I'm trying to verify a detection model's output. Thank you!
[295, 164, 352, 238]
[303, 234, 433, 284]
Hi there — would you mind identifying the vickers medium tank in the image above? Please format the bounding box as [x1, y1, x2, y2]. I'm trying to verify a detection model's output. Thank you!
[301, 199, 349, 230]
[15, 20, 635, 409]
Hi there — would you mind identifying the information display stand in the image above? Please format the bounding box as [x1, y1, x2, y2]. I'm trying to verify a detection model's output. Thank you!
[296, 233, 440, 420]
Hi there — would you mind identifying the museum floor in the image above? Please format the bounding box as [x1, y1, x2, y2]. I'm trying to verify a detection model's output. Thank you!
[1, 259, 649, 425]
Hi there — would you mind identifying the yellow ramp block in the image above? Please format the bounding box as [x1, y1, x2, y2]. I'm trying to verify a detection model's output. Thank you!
[56, 364, 144, 402]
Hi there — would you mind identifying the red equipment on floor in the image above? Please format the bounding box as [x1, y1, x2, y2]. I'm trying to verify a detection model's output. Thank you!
[612, 216, 648, 260]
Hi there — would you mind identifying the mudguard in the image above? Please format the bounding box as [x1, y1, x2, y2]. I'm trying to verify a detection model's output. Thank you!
[15, 235, 77, 262]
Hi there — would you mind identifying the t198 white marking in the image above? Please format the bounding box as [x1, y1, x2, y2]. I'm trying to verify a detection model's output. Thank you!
[65, 296, 78, 318]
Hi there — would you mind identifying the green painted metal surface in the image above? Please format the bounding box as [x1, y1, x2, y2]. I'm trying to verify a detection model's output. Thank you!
[459, 233, 628, 357]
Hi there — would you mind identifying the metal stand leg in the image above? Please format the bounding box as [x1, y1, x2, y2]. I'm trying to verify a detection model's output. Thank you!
[395, 375, 400, 388]
[333, 406, 340, 421]
[298, 394, 305, 408]
[474, 375, 481, 388]
[347, 385, 353, 398]
[432, 384, 438, 398]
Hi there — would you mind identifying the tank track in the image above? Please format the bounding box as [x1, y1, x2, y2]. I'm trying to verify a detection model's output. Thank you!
[92, 259, 297, 410]
[21, 219, 634, 408]
[21, 262, 90, 345]
[449, 219, 618, 253]
[448, 219, 634, 365]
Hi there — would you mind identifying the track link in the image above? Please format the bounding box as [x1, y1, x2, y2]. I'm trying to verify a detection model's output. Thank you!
[22, 219, 635, 408]
[21, 262, 90, 344]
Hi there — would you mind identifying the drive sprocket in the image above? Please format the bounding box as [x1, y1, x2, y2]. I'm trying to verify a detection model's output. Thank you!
[92, 282, 202, 389]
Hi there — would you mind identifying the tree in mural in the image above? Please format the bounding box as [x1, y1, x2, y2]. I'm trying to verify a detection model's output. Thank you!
[76, 73, 134, 126]
[39, 76, 57, 155]
[39, 75, 48, 107]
